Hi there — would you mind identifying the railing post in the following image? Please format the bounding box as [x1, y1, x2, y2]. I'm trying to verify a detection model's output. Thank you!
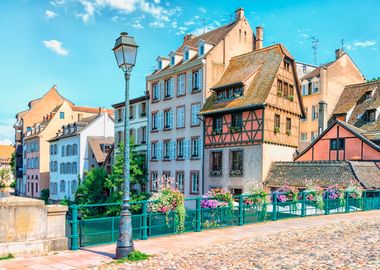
[195, 198, 201, 232]
[345, 191, 350, 213]
[238, 195, 244, 226]
[111, 217, 115, 242]
[71, 204, 79, 250]
[142, 201, 148, 240]
[324, 191, 330, 215]
[362, 190, 367, 211]
[301, 192, 306, 217]
[272, 193, 277, 221]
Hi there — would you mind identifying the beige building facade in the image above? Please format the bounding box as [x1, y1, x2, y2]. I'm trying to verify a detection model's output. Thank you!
[297, 49, 364, 151]
[146, 8, 261, 196]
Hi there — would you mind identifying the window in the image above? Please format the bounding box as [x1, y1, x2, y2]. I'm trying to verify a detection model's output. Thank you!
[72, 162, 77, 174]
[60, 112, 65, 119]
[141, 102, 147, 117]
[184, 51, 189, 61]
[176, 106, 185, 128]
[175, 171, 185, 193]
[366, 110, 376, 122]
[66, 162, 71, 174]
[54, 145, 57, 154]
[129, 129, 135, 142]
[191, 103, 200, 126]
[170, 56, 175, 66]
[60, 180, 65, 192]
[192, 70, 200, 91]
[277, 79, 283, 96]
[199, 45, 204, 56]
[177, 74, 186, 96]
[311, 131, 318, 141]
[71, 180, 78, 194]
[151, 142, 157, 160]
[152, 83, 160, 101]
[210, 151, 222, 176]
[50, 145, 53, 155]
[164, 110, 172, 129]
[117, 108, 123, 122]
[177, 139, 184, 159]
[283, 82, 289, 97]
[230, 150, 243, 176]
[289, 85, 294, 97]
[117, 131, 123, 145]
[129, 105, 134, 120]
[152, 112, 158, 131]
[151, 172, 158, 191]
[212, 116, 222, 135]
[274, 114, 280, 133]
[231, 113, 242, 131]
[284, 61, 290, 71]
[164, 79, 171, 98]
[312, 81, 319, 93]
[54, 161, 57, 172]
[163, 140, 170, 160]
[302, 64, 307, 74]
[301, 133, 307, 141]
[312, 105, 319, 120]
[330, 138, 345, 150]
[78, 114, 83, 121]
[286, 118, 291, 135]
[191, 137, 200, 158]
[302, 84, 308, 96]
[61, 146, 65, 157]
[163, 171, 171, 180]
[308, 82, 312, 95]
[73, 144, 78, 155]
[190, 171, 199, 194]
[66, 145, 71, 156]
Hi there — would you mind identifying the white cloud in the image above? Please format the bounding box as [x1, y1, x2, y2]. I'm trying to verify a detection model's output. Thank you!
[191, 20, 221, 36]
[76, 0, 95, 23]
[132, 22, 144, 29]
[346, 40, 377, 51]
[45, 10, 58, 19]
[184, 20, 195, 26]
[50, 0, 65, 6]
[149, 21, 164, 28]
[198, 7, 206, 13]
[42, 40, 69, 56]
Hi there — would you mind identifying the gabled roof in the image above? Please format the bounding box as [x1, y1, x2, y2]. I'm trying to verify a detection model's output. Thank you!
[71, 105, 113, 115]
[176, 22, 236, 52]
[265, 160, 380, 189]
[295, 119, 380, 161]
[200, 44, 298, 115]
[88, 137, 114, 164]
[333, 80, 380, 115]
[300, 61, 335, 80]
[0, 145, 14, 161]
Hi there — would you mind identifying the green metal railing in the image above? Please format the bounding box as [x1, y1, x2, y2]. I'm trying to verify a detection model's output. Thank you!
[68, 190, 380, 250]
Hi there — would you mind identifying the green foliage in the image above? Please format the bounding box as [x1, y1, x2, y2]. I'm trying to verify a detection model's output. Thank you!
[115, 250, 149, 263]
[40, 189, 50, 204]
[0, 168, 12, 188]
[368, 77, 380, 82]
[60, 198, 72, 207]
[0, 254, 14, 260]
[10, 181, 16, 188]
[10, 152, 16, 178]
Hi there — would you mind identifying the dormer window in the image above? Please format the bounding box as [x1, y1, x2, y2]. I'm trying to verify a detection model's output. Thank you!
[216, 86, 243, 102]
[199, 45, 204, 56]
[365, 109, 376, 122]
[365, 91, 372, 100]
[158, 61, 162, 70]
[184, 51, 189, 61]
[170, 56, 175, 66]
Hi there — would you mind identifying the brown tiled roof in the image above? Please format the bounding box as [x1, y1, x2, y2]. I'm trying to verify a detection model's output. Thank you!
[112, 95, 148, 109]
[200, 44, 294, 115]
[350, 161, 380, 189]
[0, 145, 14, 161]
[88, 137, 114, 163]
[333, 80, 380, 115]
[300, 61, 335, 80]
[176, 22, 236, 52]
[265, 160, 380, 189]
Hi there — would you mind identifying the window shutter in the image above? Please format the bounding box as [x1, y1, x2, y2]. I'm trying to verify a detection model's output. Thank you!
[137, 103, 141, 117]
[170, 77, 175, 97]
[187, 71, 192, 93]
[147, 142, 151, 160]
[157, 112, 162, 130]
[169, 110, 174, 128]
[199, 138, 203, 158]
[160, 81, 164, 100]
[199, 68, 203, 91]
[137, 128, 141, 144]
[157, 141, 163, 160]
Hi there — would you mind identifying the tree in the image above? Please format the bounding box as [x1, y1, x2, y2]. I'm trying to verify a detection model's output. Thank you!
[105, 141, 148, 214]
[0, 168, 12, 188]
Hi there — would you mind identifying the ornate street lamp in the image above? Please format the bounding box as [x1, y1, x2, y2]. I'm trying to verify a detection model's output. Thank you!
[112, 32, 138, 259]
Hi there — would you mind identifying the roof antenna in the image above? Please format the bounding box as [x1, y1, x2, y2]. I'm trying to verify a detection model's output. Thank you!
[202, 18, 206, 34]
[309, 36, 319, 65]
[340, 38, 344, 50]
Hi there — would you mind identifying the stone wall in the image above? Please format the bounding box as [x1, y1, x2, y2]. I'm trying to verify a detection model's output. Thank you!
[0, 196, 68, 257]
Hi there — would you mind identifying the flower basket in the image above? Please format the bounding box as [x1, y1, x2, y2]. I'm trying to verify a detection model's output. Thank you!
[212, 129, 221, 136]
[210, 170, 222, 176]
[273, 186, 298, 203]
[300, 188, 324, 210]
[323, 185, 344, 210]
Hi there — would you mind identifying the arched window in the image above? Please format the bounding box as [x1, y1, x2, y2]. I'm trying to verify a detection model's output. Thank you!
[72, 162, 77, 174]
[66, 162, 71, 174]
[60, 180, 65, 192]
[71, 180, 78, 194]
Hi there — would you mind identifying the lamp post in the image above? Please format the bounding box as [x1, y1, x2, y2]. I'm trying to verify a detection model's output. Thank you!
[112, 32, 138, 259]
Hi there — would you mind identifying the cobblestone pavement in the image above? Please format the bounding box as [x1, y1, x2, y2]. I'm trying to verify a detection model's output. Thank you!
[94, 217, 380, 270]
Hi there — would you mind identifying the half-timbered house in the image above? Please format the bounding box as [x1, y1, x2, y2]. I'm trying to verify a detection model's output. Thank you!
[199, 44, 305, 194]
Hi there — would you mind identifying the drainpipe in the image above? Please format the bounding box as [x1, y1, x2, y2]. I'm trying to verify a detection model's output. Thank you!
[201, 58, 207, 195]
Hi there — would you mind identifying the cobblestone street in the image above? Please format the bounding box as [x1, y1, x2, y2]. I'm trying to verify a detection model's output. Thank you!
[95, 216, 380, 270]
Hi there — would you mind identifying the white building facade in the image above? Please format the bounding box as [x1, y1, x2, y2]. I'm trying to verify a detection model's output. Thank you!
[49, 113, 114, 201]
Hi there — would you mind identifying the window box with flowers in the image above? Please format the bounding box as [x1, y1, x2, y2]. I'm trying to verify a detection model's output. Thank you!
[230, 169, 243, 176]
[272, 186, 298, 207]
[149, 176, 186, 233]
[229, 126, 241, 134]
[286, 129, 291, 136]
[210, 169, 222, 176]
[323, 185, 345, 211]
[299, 186, 324, 211]
[212, 128, 222, 136]
[288, 95, 294, 102]
[243, 184, 268, 221]
[274, 127, 280, 134]
[345, 182, 363, 209]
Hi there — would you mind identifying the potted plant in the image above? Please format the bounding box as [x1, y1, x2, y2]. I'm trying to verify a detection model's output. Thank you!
[229, 126, 241, 133]
[286, 129, 291, 136]
[212, 128, 221, 135]
[149, 176, 186, 233]
[274, 127, 280, 134]
[345, 181, 363, 209]
[273, 186, 298, 204]
[300, 185, 324, 210]
[288, 95, 294, 102]
[323, 185, 344, 210]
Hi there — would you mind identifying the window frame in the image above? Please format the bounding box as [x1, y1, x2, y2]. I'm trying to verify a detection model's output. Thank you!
[190, 170, 200, 194]
[229, 149, 243, 177]
[210, 151, 223, 176]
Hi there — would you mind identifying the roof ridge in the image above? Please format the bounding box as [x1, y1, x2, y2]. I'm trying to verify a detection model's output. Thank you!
[231, 44, 282, 60]
[345, 80, 380, 88]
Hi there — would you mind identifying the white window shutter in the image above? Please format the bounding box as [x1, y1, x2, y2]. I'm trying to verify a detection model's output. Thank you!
[187, 71, 192, 93]
[199, 68, 203, 91]
[160, 81, 164, 100]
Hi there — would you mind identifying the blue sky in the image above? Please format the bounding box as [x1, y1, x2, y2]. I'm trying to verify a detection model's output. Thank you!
[0, 0, 379, 144]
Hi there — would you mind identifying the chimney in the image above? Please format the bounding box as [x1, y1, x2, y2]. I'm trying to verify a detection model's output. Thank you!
[235, 8, 244, 21]
[183, 34, 193, 42]
[255, 26, 263, 50]
[335, 48, 344, 59]
[318, 101, 327, 135]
